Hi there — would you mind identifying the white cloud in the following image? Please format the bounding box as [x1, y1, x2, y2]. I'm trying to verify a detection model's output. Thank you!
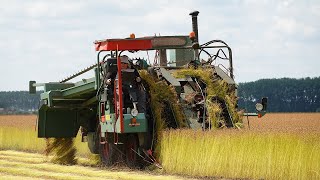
[24, 1, 86, 18]
[0, 0, 319, 90]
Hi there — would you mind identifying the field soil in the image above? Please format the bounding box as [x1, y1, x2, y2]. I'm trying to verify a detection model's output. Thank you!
[0, 115, 36, 128]
[243, 113, 320, 133]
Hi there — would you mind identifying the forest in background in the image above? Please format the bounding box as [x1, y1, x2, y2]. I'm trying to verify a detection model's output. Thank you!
[0, 91, 41, 114]
[238, 77, 320, 112]
[0, 77, 319, 114]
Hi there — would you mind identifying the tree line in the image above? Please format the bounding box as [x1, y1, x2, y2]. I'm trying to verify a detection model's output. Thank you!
[0, 77, 319, 114]
[0, 91, 41, 114]
[237, 77, 320, 112]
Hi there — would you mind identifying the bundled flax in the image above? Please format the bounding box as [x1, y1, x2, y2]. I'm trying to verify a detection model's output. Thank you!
[45, 138, 77, 165]
[139, 70, 187, 156]
[173, 67, 243, 128]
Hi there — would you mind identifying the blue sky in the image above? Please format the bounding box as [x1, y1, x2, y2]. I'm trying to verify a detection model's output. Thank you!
[0, 0, 319, 90]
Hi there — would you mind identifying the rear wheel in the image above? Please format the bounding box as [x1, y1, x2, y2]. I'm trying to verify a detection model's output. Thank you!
[124, 134, 140, 168]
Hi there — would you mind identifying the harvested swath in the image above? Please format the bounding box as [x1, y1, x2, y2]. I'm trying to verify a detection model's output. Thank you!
[0, 150, 190, 180]
[45, 138, 77, 165]
[172, 67, 242, 128]
[139, 70, 187, 157]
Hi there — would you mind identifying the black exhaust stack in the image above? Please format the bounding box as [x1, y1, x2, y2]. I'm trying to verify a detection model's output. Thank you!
[189, 11, 200, 43]
[189, 11, 200, 62]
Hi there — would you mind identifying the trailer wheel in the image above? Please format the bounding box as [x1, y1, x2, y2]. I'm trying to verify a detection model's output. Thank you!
[125, 134, 140, 168]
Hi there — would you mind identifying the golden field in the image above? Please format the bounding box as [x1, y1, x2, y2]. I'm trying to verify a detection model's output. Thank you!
[0, 115, 192, 180]
[160, 113, 320, 179]
[244, 113, 320, 133]
[0, 150, 189, 180]
[0, 113, 320, 179]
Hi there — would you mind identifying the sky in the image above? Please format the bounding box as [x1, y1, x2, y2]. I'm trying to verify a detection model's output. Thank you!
[0, 0, 319, 91]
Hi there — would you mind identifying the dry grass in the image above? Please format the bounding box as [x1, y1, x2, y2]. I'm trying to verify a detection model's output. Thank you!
[161, 129, 320, 180]
[0, 115, 92, 158]
[159, 113, 320, 179]
[1, 114, 320, 179]
[172, 68, 242, 127]
[139, 70, 187, 157]
[0, 150, 190, 180]
[45, 138, 78, 165]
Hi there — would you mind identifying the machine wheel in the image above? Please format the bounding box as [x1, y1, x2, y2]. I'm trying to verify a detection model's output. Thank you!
[124, 134, 140, 168]
[87, 132, 99, 154]
[210, 96, 234, 128]
[98, 126, 116, 166]
[99, 141, 116, 166]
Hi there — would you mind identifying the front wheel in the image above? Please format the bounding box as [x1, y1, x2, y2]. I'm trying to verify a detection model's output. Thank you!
[124, 134, 141, 168]
[99, 141, 117, 166]
[98, 127, 116, 166]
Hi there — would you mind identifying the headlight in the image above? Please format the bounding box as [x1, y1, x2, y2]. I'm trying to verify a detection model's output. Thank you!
[255, 103, 263, 111]
[131, 109, 139, 117]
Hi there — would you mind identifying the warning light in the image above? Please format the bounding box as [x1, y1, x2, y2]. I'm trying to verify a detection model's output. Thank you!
[189, 31, 195, 39]
[101, 115, 106, 123]
[258, 114, 262, 118]
[130, 33, 135, 39]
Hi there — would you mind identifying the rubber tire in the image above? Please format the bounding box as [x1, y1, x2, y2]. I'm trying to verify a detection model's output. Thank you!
[87, 132, 99, 154]
[99, 140, 117, 166]
[98, 126, 116, 166]
[125, 134, 140, 168]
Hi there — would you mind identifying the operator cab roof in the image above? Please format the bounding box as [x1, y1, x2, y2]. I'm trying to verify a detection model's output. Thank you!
[94, 36, 191, 51]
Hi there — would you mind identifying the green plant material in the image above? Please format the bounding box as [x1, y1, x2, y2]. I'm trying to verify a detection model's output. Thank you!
[225, 93, 243, 125]
[206, 100, 222, 127]
[161, 129, 320, 180]
[173, 67, 242, 127]
[139, 70, 186, 156]
[45, 138, 77, 165]
[140, 70, 187, 128]
[88, 154, 101, 166]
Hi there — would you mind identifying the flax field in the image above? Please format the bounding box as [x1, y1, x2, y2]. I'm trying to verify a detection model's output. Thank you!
[0, 114, 320, 179]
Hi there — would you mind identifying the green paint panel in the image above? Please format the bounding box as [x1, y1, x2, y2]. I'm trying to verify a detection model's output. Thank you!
[61, 78, 96, 98]
[122, 113, 147, 133]
[44, 83, 74, 92]
[102, 113, 147, 133]
[38, 105, 79, 138]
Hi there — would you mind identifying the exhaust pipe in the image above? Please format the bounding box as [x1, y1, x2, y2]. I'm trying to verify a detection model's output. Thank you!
[189, 10, 200, 43]
[189, 11, 200, 62]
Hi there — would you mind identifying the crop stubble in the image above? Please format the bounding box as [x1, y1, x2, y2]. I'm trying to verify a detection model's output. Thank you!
[243, 113, 320, 133]
[0, 115, 36, 128]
